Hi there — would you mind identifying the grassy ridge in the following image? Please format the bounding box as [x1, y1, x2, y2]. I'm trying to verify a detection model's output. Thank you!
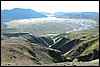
[49, 28, 99, 61]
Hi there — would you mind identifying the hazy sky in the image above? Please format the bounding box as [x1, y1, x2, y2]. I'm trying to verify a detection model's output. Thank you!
[1, 1, 99, 13]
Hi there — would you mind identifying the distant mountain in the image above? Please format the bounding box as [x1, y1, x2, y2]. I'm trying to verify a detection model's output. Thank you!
[53, 12, 99, 21]
[39, 12, 51, 15]
[1, 8, 47, 22]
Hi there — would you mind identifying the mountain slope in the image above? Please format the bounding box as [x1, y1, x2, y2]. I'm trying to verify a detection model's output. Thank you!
[1, 36, 66, 66]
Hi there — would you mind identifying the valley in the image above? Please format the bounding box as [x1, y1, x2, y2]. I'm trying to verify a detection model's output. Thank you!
[1, 8, 99, 66]
[1, 16, 98, 36]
